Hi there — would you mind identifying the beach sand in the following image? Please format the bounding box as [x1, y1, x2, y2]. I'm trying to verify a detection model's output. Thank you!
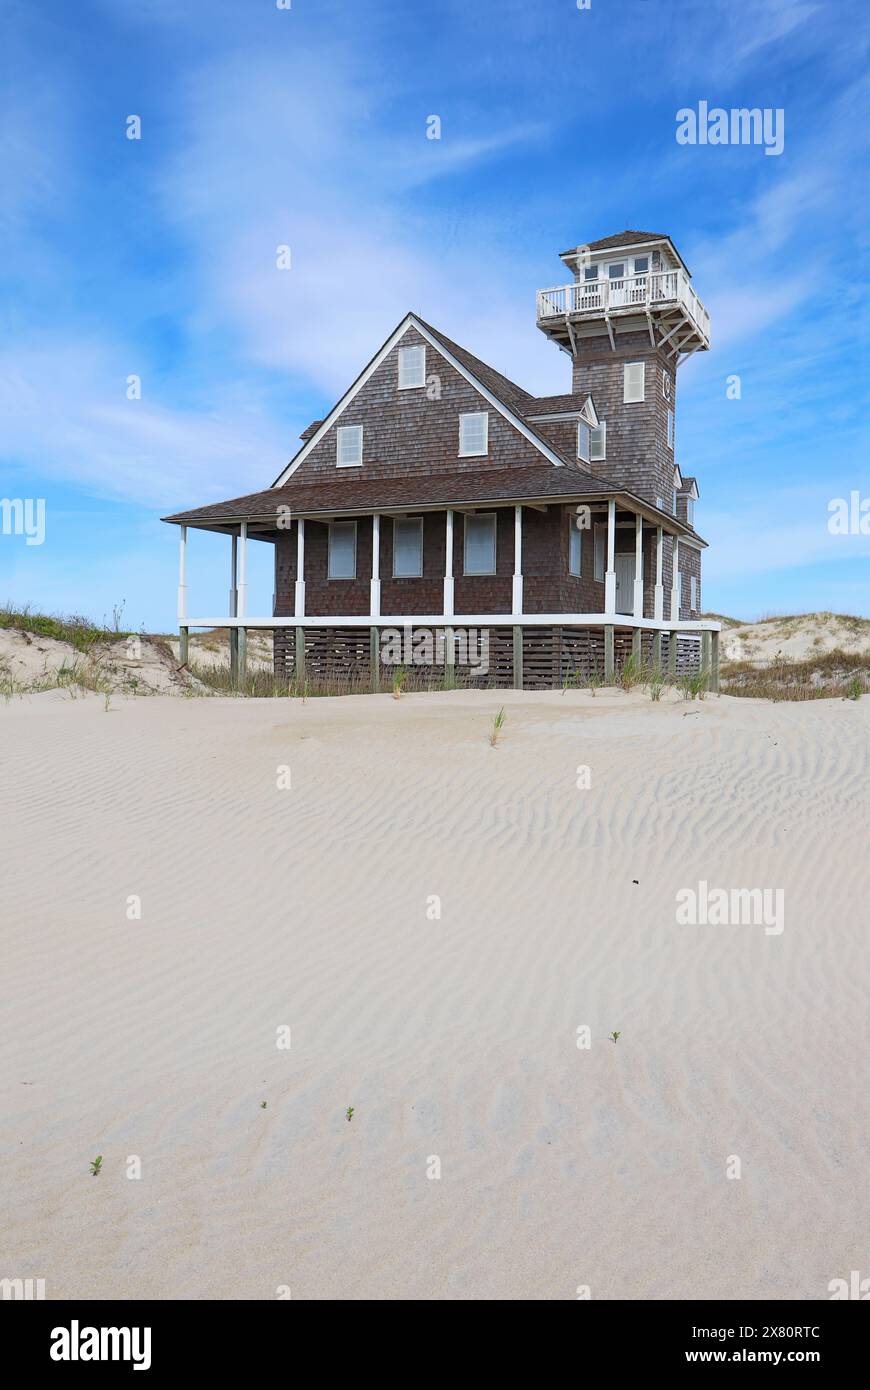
[1, 687, 867, 1300]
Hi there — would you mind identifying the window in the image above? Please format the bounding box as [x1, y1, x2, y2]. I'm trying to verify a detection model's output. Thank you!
[686, 497, 695, 527]
[667, 408, 675, 450]
[569, 516, 583, 577]
[328, 521, 357, 579]
[633, 256, 649, 276]
[583, 264, 599, 281]
[393, 518, 423, 578]
[464, 513, 496, 575]
[593, 525, 606, 582]
[577, 420, 591, 463]
[608, 262, 625, 280]
[336, 425, 362, 467]
[690, 575, 699, 611]
[590, 422, 607, 460]
[656, 496, 665, 511]
[662, 369, 672, 401]
[623, 362, 645, 402]
[459, 411, 488, 457]
[398, 344, 425, 389]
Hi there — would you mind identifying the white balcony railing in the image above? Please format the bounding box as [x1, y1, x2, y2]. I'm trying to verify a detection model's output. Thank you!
[537, 270, 710, 344]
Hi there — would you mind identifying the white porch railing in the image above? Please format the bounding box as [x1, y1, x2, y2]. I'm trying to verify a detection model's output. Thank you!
[537, 269, 710, 343]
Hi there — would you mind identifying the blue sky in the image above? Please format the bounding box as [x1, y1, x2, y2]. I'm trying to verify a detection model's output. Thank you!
[2, 0, 868, 629]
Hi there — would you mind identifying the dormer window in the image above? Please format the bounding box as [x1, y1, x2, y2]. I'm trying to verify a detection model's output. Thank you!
[687, 497, 695, 526]
[398, 344, 426, 389]
[590, 422, 606, 460]
[459, 411, 488, 457]
[577, 420, 591, 463]
[336, 425, 363, 468]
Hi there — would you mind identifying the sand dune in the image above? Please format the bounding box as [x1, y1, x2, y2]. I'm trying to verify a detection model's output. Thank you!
[1, 687, 868, 1300]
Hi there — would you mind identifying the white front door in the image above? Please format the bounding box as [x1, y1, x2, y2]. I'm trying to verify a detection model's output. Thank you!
[615, 554, 635, 614]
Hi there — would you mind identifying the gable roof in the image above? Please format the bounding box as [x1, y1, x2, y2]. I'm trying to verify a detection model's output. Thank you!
[272, 313, 578, 484]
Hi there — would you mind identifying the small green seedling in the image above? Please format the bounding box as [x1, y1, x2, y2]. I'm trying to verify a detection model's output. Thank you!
[846, 676, 862, 701]
[90, 1155, 103, 1176]
[346, 1106, 354, 1122]
[392, 667, 407, 700]
[489, 707, 506, 746]
[609, 1031, 621, 1044]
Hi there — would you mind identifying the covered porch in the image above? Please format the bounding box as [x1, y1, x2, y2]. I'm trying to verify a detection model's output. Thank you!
[166, 476, 719, 691]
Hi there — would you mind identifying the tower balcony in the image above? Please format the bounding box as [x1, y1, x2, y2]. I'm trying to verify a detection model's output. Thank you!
[536, 268, 710, 356]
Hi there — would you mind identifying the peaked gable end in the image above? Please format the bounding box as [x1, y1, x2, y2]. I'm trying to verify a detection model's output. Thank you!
[273, 316, 569, 487]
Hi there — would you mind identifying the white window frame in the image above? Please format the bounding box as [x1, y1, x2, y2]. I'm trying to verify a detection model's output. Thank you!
[459, 411, 489, 458]
[463, 512, 497, 576]
[686, 497, 695, 527]
[633, 255, 649, 276]
[623, 361, 645, 403]
[655, 496, 665, 511]
[568, 515, 583, 577]
[392, 517, 424, 578]
[336, 424, 363, 468]
[327, 520, 357, 579]
[690, 575, 699, 611]
[577, 420, 591, 463]
[593, 524, 606, 582]
[662, 369, 672, 401]
[590, 421, 606, 460]
[667, 407, 675, 450]
[398, 344, 426, 390]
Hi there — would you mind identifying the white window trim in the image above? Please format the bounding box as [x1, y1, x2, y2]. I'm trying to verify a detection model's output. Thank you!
[336, 424, 363, 468]
[459, 411, 489, 458]
[667, 408, 675, 450]
[686, 497, 695, 527]
[590, 421, 606, 461]
[577, 420, 591, 464]
[392, 517, 424, 578]
[568, 515, 583, 577]
[662, 369, 672, 400]
[624, 361, 645, 403]
[327, 520, 357, 579]
[398, 344, 426, 390]
[463, 512, 497, 576]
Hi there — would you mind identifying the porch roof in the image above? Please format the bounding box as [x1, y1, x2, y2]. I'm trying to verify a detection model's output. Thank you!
[162, 465, 706, 543]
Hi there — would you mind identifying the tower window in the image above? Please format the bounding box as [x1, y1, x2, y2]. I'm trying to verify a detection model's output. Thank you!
[590, 422, 606, 460]
[459, 411, 488, 457]
[624, 362, 645, 402]
[633, 256, 649, 276]
[583, 264, 599, 281]
[687, 498, 695, 526]
[667, 408, 675, 449]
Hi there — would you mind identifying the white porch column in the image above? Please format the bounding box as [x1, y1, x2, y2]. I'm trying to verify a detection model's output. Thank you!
[654, 525, 664, 620]
[604, 498, 616, 614]
[237, 521, 248, 619]
[670, 536, 681, 622]
[633, 513, 644, 619]
[295, 518, 306, 617]
[512, 505, 523, 614]
[229, 533, 238, 618]
[177, 524, 188, 622]
[370, 513, 381, 618]
[443, 509, 454, 617]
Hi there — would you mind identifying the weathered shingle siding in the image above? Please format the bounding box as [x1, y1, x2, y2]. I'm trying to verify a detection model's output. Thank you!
[290, 327, 555, 484]
[571, 332, 678, 508]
